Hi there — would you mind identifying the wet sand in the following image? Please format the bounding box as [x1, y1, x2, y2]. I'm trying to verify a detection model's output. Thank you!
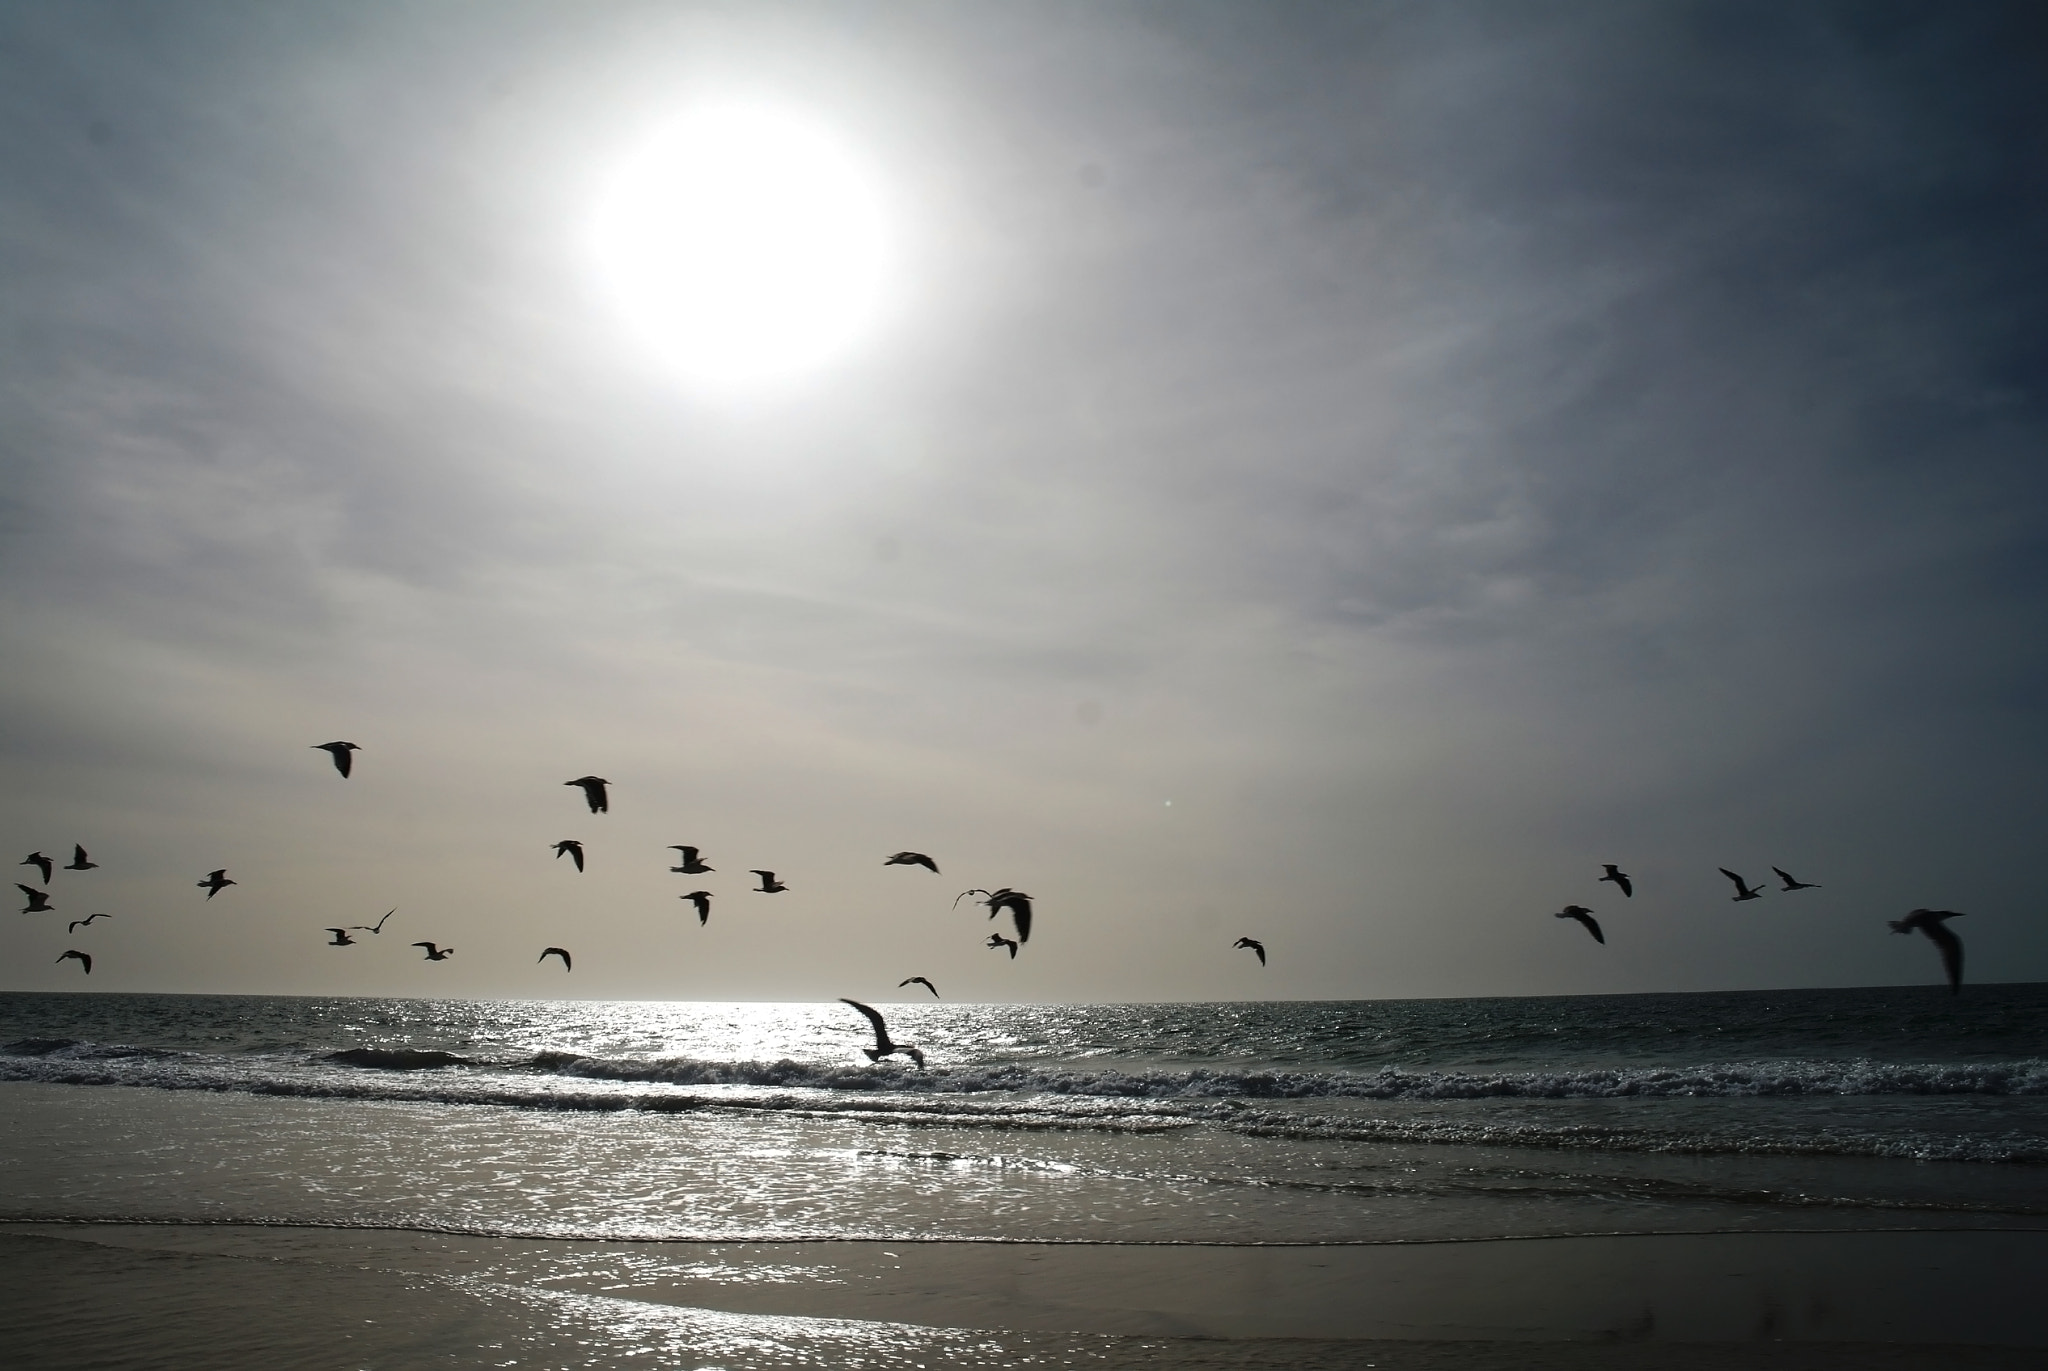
[3, 1223, 2045, 1368]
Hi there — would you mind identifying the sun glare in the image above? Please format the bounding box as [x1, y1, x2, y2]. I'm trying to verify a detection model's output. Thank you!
[589, 104, 892, 388]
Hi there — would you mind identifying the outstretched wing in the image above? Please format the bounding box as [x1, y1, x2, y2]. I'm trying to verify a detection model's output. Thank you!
[840, 997, 889, 1045]
[954, 888, 990, 909]
[1576, 911, 1605, 944]
[1615, 873, 1632, 898]
[1924, 922, 1964, 992]
[1718, 868, 1746, 891]
[1006, 894, 1032, 943]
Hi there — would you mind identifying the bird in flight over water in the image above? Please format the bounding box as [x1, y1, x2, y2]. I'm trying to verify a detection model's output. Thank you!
[539, 947, 572, 971]
[840, 998, 925, 1068]
[1233, 936, 1267, 965]
[64, 845, 98, 872]
[1773, 867, 1821, 891]
[20, 852, 53, 885]
[1554, 905, 1605, 943]
[1719, 869, 1765, 902]
[1599, 864, 1632, 898]
[885, 852, 939, 873]
[198, 869, 236, 899]
[56, 949, 91, 975]
[986, 934, 1017, 959]
[312, 742, 360, 777]
[899, 976, 939, 997]
[412, 941, 453, 961]
[957, 888, 1032, 942]
[681, 890, 712, 925]
[17, 884, 53, 914]
[553, 840, 585, 872]
[668, 845, 714, 874]
[1889, 909, 1966, 994]
[326, 928, 356, 946]
[68, 914, 110, 933]
[751, 870, 789, 893]
[565, 776, 610, 813]
[350, 910, 396, 935]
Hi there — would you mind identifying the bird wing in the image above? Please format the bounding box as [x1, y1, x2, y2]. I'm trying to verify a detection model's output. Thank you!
[1718, 868, 1746, 890]
[953, 888, 990, 909]
[840, 997, 890, 1047]
[412, 942, 435, 950]
[327, 928, 348, 935]
[1007, 895, 1032, 943]
[1617, 874, 1632, 897]
[334, 747, 351, 777]
[1921, 922, 1964, 991]
[541, 947, 571, 969]
[73, 845, 90, 864]
[16, 884, 37, 898]
[1576, 911, 1605, 943]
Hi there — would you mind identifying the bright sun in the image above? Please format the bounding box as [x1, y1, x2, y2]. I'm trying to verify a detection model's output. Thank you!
[589, 104, 892, 387]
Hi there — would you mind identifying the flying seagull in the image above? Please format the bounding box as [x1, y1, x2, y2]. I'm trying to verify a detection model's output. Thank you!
[840, 998, 924, 1068]
[1719, 868, 1765, 902]
[885, 852, 940, 873]
[64, 844, 99, 872]
[56, 949, 91, 975]
[565, 776, 610, 813]
[1889, 908, 1966, 994]
[1773, 867, 1821, 891]
[681, 890, 712, 925]
[539, 946, 572, 971]
[957, 888, 1032, 942]
[312, 741, 360, 777]
[986, 934, 1017, 959]
[349, 909, 396, 935]
[198, 869, 236, 899]
[668, 845, 714, 874]
[1233, 936, 1267, 966]
[1554, 905, 1605, 943]
[326, 928, 356, 946]
[20, 852, 53, 885]
[553, 840, 585, 873]
[1599, 864, 1633, 898]
[68, 914, 110, 933]
[411, 941, 453, 961]
[751, 870, 789, 893]
[17, 884, 53, 914]
[899, 976, 940, 997]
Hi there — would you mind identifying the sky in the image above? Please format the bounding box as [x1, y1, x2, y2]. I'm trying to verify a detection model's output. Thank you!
[3, 1, 2045, 1002]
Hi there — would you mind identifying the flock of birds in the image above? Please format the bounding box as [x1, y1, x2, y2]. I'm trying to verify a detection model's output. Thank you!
[14, 741, 1975, 1064]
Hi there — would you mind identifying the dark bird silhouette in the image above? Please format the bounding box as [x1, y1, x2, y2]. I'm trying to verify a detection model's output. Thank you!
[899, 976, 939, 997]
[1719, 868, 1765, 902]
[1554, 905, 1605, 943]
[349, 910, 396, 935]
[539, 946, 572, 971]
[198, 869, 236, 899]
[957, 888, 1032, 942]
[64, 844, 99, 872]
[17, 884, 53, 913]
[412, 941, 453, 961]
[1599, 864, 1633, 898]
[1889, 909, 1966, 994]
[751, 870, 788, 893]
[553, 840, 585, 872]
[986, 934, 1017, 958]
[1233, 936, 1267, 966]
[566, 776, 610, 813]
[56, 949, 91, 975]
[885, 852, 939, 873]
[313, 741, 360, 777]
[668, 845, 714, 874]
[681, 890, 712, 925]
[20, 852, 53, 885]
[1773, 867, 1821, 892]
[68, 913, 110, 933]
[326, 928, 356, 946]
[840, 998, 924, 1068]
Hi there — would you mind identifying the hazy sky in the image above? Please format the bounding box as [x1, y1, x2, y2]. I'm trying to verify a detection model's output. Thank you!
[4, 1, 2045, 1001]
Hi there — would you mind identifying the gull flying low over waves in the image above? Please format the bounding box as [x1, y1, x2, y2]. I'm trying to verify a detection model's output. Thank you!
[884, 852, 940, 873]
[313, 741, 360, 777]
[350, 910, 396, 935]
[566, 776, 610, 813]
[1599, 864, 1633, 898]
[326, 928, 356, 946]
[986, 934, 1017, 959]
[1889, 909, 1967, 994]
[957, 888, 1032, 942]
[1554, 905, 1605, 944]
[1719, 869, 1765, 902]
[1233, 936, 1267, 966]
[56, 949, 91, 975]
[412, 941, 453, 961]
[20, 852, 53, 884]
[840, 998, 925, 1068]
[553, 839, 585, 872]
[64, 844, 98, 872]
[68, 914, 110, 933]
[668, 845, 714, 874]
[198, 869, 236, 899]
[18, 884, 53, 913]
[899, 976, 939, 997]
[1774, 867, 1821, 891]
[539, 946, 572, 971]
[681, 891, 712, 925]
[751, 870, 789, 893]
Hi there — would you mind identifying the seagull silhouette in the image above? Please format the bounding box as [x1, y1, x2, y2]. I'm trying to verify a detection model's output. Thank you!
[885, 852, 940, 873]
[17, 884, 53, 913]
[553, 840, 585, 872]
[64, 844, 98, 872]
[751, 870, 788, 893]
[1599, 864, 1633, 898]
[840, 998, 924, 1068]
[1554, 905, 1605, 943]
[668, 845, 714, 874]
[539, 946, 572, 971]
[1773, 867, 1821, 891]
[899, 976, 939, 997]
[1889, 909, 1966, 994]
[412, 941, 453, 961]
[56, 949, 91, 975]
[681, 890, 712, 925]
[957, 888, 1032, 942]
[313, 742, 360, 777]
[20, 852, 53, 885]
[565, 776, 610, 813]
[349, 909, 396, 935]
[198, 869, 236, 899]
[986, 934, 1017, 959]
[1233, 936, 1267, 965]
[326, 928, 356, 946]
[67, 914, 110, 933]
[1719, 868, 1765, 902]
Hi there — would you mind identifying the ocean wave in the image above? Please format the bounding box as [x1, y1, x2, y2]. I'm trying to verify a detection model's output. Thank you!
[323, 1048, 476, 1070]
